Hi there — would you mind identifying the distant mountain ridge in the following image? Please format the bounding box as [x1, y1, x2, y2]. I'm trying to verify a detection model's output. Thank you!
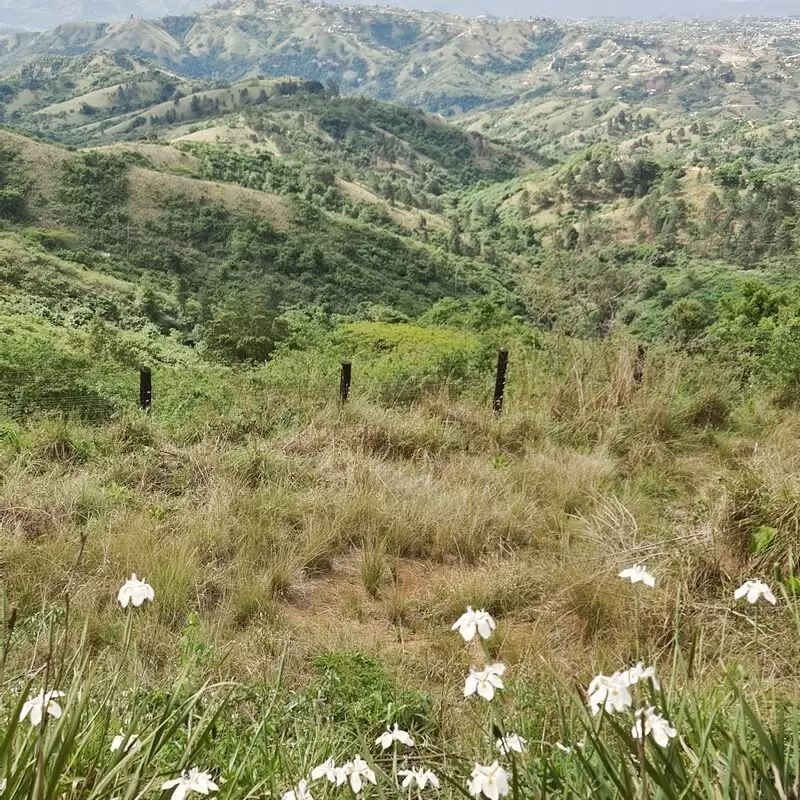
[2, 0, 800, 120]
[3, 0, 800, 29]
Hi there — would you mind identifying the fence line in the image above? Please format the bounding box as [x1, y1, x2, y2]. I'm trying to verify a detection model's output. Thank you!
[0, 345, 651, 423]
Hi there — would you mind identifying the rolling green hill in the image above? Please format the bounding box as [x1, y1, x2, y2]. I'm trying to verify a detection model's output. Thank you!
[1, 5, 800, 380]
[0, 90, 523, 363]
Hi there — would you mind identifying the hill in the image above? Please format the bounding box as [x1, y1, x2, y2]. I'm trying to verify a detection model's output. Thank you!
[0, 82, 531, 364]
[1, 7, 799, 118]
[3, 49, 800, 363]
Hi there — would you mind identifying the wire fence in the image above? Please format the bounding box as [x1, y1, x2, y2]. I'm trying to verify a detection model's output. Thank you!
[0, 349, 528, 424]
[0, 345, 651, 425]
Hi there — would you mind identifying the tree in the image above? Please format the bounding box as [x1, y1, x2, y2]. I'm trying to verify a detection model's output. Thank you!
[202, 290, 287, 364]
[608, 161, 626, 194]
[667, 299, 712, 345]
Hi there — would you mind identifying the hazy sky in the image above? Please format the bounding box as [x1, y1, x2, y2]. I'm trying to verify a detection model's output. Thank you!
[1, 0, 797, 31]
[350, 0, 799, 17]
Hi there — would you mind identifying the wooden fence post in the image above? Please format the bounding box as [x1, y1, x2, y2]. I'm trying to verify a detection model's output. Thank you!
[633, 344, 646, 385]
[139, 367, 152, 412]
[492, 348, 509, 415]
[340, 362, 352, 404]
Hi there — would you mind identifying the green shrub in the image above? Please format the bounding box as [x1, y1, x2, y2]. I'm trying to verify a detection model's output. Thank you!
[335, 321, 487, 402]
[309, 651, 434, 737]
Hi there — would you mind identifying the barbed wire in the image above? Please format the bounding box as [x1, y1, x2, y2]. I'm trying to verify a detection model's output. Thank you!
[1, 348, 628, 422]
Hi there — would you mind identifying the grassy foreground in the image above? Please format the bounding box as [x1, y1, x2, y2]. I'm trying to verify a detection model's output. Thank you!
[3, 328, 800, 798]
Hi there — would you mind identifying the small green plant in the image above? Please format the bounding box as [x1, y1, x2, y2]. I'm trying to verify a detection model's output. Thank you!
[750, 525, 778, 556]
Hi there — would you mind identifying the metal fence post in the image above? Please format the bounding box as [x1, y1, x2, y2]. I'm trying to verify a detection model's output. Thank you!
[139, 367, 152, 412]
[492, 349, 509, 415]
[340, 362, 352, 404]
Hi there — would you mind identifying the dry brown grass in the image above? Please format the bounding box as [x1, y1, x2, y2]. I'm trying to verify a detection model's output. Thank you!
[2, 353, 799, 693]
[127, 167, 290, 228]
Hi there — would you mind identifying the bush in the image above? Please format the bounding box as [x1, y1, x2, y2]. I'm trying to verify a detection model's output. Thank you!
[202, 290, 288, 364]
[309, 651, 434, 737]
[335, 321, 487, 402]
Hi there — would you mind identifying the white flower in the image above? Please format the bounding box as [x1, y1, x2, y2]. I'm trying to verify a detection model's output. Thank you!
[620, 662, 660, 690]
[587, 672, 633, 715]
[19, 690, 66, 726]
[375, 723, 414, 749]
[468, 762, 510, 800]
[632, 707, 678, 747]
[110, 732, 140, 753]
[310, 759, 344, 785]
[464, 663, 506, 701]
[0, 778, 6, 793]
[161, 768, 218, 800]
[734, 580, 777, 605]
[339, 756, 376, 794]
[117, 573, 155, 608]
[452, 607, 497, 642]
[618, 565, 655, 587]
[282, 779, 313, 800]
[495, 733, 527, 755]
[398, 767, 440, 791]
[554, 740, 585, 753]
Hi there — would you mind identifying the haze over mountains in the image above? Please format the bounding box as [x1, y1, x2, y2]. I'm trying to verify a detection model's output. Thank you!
[1, 0, 797, 30]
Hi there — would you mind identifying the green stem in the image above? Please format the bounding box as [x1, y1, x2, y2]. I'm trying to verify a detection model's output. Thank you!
[638, 709, 649, 800]
[754, 603, 760, 683]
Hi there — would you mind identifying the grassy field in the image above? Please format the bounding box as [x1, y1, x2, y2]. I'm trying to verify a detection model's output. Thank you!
[3, 325, 800, 799]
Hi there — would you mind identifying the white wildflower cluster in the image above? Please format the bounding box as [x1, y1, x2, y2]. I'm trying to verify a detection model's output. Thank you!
[586, 661, 676, 748]
[617, 563, 780, 608]
[618, 565, 656, 587]
[278, 575, 779, 800]
[397, 767, 440, 791]
[468, 761, 509, 800]
[452, 607, 496, 641]
[281, 779, 313, 800]
[464, 663, 506, 701]
[452, 607, 506, 705]
[375, 723, 414, 750]
[117, 573, 155, 608]
[161, 768, 218, 800]
[306, 756, 376, 795]
[450, 607, 513, 798]
[587, 661, 662, 716]
[735, 579, 776, 605]
[303, 740, 440, 796]
[18, 575, 223, 800]
[632, 707, 678, 748]
[19, 690, 65, 726]
[12, 564, 783, 800]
